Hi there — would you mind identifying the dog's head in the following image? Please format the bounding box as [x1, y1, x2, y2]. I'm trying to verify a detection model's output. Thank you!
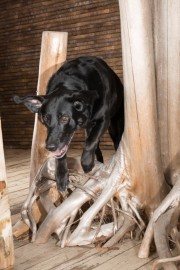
[13, 89, 98, 158]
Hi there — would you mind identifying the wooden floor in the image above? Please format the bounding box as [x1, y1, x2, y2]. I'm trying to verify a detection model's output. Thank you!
[5, 148, 156, 270]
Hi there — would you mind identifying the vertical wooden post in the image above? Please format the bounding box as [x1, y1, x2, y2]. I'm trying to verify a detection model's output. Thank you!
[119, 0, 168, 213]
[0, 118, 14, 269]
[30, 31, 68, 183]
[154, 0, 180, 182]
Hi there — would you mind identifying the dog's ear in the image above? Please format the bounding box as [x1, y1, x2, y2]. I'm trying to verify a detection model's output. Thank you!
[13, 95, 45, 113]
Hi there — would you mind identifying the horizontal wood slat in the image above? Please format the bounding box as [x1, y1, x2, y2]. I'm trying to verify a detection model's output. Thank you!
[0, 0, 122, 149]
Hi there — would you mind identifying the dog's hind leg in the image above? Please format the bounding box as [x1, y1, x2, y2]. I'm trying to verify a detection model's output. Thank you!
[109, 107, 124, 150]
[95, 141, 104, 163]
[85, 127, 103, 164]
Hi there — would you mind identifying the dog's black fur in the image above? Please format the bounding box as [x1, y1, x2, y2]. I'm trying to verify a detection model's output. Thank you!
[14, 56, 124, 191]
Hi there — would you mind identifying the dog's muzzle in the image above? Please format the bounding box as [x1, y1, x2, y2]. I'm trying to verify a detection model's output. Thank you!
[49, 132, 75, 159]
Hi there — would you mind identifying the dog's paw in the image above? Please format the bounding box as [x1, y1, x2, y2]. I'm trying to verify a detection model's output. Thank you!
[56, 174, 69, 192]
[81, 150, 95, 173]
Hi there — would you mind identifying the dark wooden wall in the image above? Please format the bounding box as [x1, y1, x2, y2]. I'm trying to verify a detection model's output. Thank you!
[0, 0, 122, 149]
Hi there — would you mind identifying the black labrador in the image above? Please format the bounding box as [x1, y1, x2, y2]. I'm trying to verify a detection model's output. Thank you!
[14, 56, 124, 191]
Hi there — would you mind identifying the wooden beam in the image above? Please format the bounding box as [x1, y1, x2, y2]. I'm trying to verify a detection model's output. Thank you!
[30, 31, 68, 183]
[0, 118, 14, 269]
[119, 0, 169, 214]
[13, 32, 68, 238]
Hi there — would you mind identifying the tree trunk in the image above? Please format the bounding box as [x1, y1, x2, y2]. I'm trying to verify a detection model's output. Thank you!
[154, 0, 180, 183]
[0, 118, 14, 269]
[119, 0, 169, 215]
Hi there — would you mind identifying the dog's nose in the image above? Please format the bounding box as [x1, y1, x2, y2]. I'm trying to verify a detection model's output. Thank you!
[46, 144, 57, 152]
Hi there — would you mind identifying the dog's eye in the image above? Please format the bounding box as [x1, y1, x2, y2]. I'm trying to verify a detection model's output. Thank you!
[43, 114, 51, 125]
[60, 115, 70, 124]
[74, 101, 83, 111]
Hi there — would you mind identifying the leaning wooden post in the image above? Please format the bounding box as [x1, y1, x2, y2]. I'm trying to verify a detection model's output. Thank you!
[30, 31, 68, 183]
[0, 118, 14, 269]
[13, 32, 68, 237]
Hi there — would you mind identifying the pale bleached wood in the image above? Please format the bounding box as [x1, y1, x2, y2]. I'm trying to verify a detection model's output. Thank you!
[119, 0, 169, 214]
[154, 1, 180, 185]
[30, 31, 68, 183]
[8, 150, 155, 270]
[15, 239, 87, 270]
[13, 32, 68, 238]
[166, 1, 180, 184]
[153, 0, 169, 172]
[0, 118, 14, 269]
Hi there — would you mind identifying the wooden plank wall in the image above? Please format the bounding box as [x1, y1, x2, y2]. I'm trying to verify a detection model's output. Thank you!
[0, 0, 122, 149]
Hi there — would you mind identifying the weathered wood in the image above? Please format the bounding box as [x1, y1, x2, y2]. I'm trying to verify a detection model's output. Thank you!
[0, 118, 14, 269]
[166, 1, 180, 184]
[12, 32, 68, 237]
[119, 0, 168, 214]
[30, 31, 68, 183]
[6, 149, 155, 270]
[154, 0, 180, 184]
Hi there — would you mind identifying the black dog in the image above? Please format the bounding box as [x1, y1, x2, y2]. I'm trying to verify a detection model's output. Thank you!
[14, 56, 124, 191]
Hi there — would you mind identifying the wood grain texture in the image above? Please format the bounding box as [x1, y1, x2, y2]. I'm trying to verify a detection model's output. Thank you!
[0, 118, 14, 269]
[30, 31, 68, 183]
[154, 1, 180, 185]
[119, 0, 169, 213]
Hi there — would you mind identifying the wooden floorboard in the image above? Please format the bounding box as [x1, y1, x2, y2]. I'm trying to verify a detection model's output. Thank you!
[5, 148, 156, 270]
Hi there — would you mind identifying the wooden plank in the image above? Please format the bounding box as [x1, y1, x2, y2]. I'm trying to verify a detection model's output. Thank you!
[137, 259, 157, 270]
[17, 240, 136, 270]
[30, 31, 68, 183]
[0, 118, 15, 269]
[91, 246, 156, 270]
[50, 241, 155, 270]
[14, 238, 86, 270]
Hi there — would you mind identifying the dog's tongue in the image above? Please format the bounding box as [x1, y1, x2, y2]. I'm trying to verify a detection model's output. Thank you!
[51, 145, 67, 157]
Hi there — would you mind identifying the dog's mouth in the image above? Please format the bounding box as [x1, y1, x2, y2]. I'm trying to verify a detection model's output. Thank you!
[50, 133, 74, 159]
[51, 144, 68, 158]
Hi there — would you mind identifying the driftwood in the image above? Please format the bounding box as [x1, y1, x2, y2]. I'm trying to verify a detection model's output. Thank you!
[13, 1, 180, 270]
[15, 139, 180, 270]
[15, 140, 138, 247]
[0, 118, 14, 269]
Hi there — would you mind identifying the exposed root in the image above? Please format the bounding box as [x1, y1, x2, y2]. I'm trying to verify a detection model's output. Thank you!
[13, 142, 180, 270]
[152, 256, 180, 270]
[28, 194, 39, 242]
[92, 205, 106, 243]
[16, 142, 140, 248]
[103, 213, 135, 247]
[138, 179, 180, 259]
[61, 210, 78, 247]
[35, 177, 101, 244]
[153, 207, 178, 270]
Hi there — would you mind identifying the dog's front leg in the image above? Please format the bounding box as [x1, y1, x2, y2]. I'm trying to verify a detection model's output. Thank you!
[55, 155, 69, 192]
[82, 119, 108, 173]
